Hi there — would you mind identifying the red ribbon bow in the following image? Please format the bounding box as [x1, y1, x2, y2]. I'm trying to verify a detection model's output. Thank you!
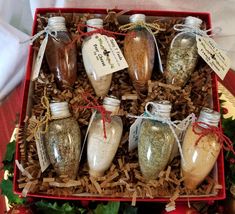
[192, 121, 235, 155]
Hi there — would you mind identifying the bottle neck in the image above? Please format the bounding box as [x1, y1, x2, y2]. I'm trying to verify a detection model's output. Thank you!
[102, 96, 121, 115]
[150, 101, 172, 120]
[86, 18, 103, 33]
[50, 102, 71, 120]
[48, 17, 67, 32]
[197, 107, 220, 127]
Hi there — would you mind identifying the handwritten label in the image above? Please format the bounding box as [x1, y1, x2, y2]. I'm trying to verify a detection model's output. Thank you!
[83, 34, 128, 77]
[128, 118, 142, 152]
[196, 35, 231, 80]
[35, 130, 50, 172]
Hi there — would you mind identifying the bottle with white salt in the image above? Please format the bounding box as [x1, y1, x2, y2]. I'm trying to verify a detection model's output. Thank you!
[181, 107, 221, 190]
[82, 18, 112, 97]
[87, 96, 123, 177]
[46, 102, 81, 179]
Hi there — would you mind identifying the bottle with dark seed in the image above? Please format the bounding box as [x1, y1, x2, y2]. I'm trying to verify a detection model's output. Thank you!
[123, 14, 155, 93]
[138, 101, 175, 180]
[46, 102, 81, 179]
[45, 16, 78, 90]
[166, 16, 202, 87]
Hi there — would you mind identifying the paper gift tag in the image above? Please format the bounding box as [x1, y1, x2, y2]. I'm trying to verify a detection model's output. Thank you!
[196, 35, 231, 80]
[128, 118, 142, 152]
[83, 34, 128, 77]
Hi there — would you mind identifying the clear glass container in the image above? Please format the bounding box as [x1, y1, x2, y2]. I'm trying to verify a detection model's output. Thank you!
[45, 16, 78, 90]
[138, 101, 175, 180]
[82, 18, 112, 97]
[166, 16, 202, 87]
[181, 107, 221, 190]
[87, 96, 123, 177]
[123, 14, 155, 93]
[46, 102, 81, 179]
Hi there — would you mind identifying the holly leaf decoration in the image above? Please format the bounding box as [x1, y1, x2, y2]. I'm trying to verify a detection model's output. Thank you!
[2, 141, 16, 173]
[0, 179, 25, 204]
[94, 202, 120, 214]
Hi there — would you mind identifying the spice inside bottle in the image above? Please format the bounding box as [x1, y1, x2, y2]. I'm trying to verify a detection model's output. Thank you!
[87, 96, 123, 177]
[181, 107, 221, 190]
[166, 16, 202, 87]
[82, 18, 112, 97]
[138, 101, 175, 180]
[45, 16, 78, 90]
[123, 14, 155, 94]
[46, 102, 81, 179]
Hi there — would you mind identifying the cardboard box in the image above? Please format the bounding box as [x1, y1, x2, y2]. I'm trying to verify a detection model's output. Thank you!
[13, 8, 225, 202]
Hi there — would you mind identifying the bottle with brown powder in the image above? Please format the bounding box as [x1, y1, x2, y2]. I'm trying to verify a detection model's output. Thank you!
[181, 107, 221, 190]
[138, 101, 175, 180]
[123, 14, 155, 93]
[46, 102, 81, 179]
[45, 16, 78, 90]
[87, 96, 123, 177]
[166, 16, 202, 87]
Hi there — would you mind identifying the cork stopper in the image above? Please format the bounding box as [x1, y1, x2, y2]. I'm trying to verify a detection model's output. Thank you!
[151, 100, 172, 119]
[185, 16, 202, 29]
[86, 18, 103, 32]
[197, 107, 220, 127]
[50, 102, 71, 120]
[48, 16, 67, 31]
[129, 14, 146, 23]
[103, 96, 121, 114]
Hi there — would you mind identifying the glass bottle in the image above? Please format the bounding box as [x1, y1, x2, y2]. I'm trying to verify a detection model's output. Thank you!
[45, 16, 78, 90]
[82, 18, 112, 97]
[166, 16, 202, 87]
[181, 107, 221, 190]
[46, 102, 81, 179]
[138, 101, 175, 180]
[123, 14, 155, 93]
[87, 96, 123, 177]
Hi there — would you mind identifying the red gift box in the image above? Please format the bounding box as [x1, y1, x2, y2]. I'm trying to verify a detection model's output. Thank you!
[13, 8, 225, 202]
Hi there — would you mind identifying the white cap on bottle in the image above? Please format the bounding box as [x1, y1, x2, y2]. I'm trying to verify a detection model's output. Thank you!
[86, 18, 103, 32]
[129, 14, 146, 23]
[185, 16, 202, 29]
[151, 100, 172, 119]
[103, 96, 121, 113]
[48, 16, 67, 31]
[198, 107, 220, 127]
[50, 102, 71, 120]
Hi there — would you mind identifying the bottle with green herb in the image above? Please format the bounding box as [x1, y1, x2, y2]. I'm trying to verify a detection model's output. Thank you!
[166, 16, 202, 87]
[46, 102, 81, 179]
[138, 101, 175, 180]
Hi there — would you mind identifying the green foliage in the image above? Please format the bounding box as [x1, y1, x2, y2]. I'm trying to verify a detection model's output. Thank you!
[2, 140, 16, 173]
[0, 179, 25, 204]
[94, 202, 120, 214]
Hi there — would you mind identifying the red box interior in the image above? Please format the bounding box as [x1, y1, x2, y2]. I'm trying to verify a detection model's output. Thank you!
[13, 8, 225, 202]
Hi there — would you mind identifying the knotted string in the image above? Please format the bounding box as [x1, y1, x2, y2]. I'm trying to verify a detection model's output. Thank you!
[128, 102, 196, 164]
[77, 92, 111, 139]
[192, 121, 235, 155]
[119, 20, 165, 73]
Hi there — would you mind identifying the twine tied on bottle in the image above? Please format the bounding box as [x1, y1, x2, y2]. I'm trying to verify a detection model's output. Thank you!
[128, 102, 196, 164]
[119, 20, 165, 73]
[192, 121, 235, 155]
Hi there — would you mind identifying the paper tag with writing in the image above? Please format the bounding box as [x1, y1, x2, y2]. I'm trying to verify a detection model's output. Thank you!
[35, 130, 50, 172]
[196, 35, 231, 80]
[128, 118, 142, 152]
[84, 34, 128, 77]
[32, 35, 48, 80]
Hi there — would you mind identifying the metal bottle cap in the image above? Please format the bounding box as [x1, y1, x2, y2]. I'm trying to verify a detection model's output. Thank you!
[48, 16, 67, 31]
[185, 16, 202, 29]
[50, 102, 71, 119]
[151, 100, 172, 119]
[129, 14, 146, 23]
[197, 107, 220, 127]
[86, 18, 103, 32]
[103, 96, 121, 113]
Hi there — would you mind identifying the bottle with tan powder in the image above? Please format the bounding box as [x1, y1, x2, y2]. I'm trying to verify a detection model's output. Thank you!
[45, 17, 78, 90]
[46, 102, 81, 179]
[181, 107, 221, 190]
[123, 14, 155, 93]
[138, 101, 175, 180]
[82, 18, 112, 97]
[87, 96, 123, 177]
